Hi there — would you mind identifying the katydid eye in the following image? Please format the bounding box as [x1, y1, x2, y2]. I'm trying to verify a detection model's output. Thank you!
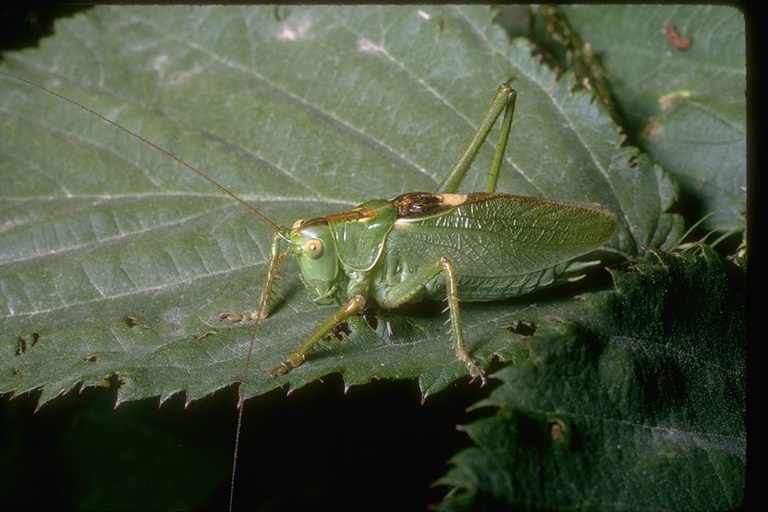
[304, 238, 324, 259]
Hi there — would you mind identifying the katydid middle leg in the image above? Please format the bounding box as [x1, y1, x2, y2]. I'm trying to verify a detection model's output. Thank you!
[375, 256, 486, 384]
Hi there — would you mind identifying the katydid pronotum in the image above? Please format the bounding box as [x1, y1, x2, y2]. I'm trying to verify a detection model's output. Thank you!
[3, 71, 616, 507]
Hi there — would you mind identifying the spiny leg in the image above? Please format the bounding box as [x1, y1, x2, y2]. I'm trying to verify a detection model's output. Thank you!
[377, 257, 487, 384]
[268, 295, 367, 377]
[435, 84, 517, 195]
[438, 257, 486, 384]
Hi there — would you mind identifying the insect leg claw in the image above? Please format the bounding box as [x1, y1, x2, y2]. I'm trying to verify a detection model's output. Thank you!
[467, 363, 487, 386]
[268, 353, 305, 377]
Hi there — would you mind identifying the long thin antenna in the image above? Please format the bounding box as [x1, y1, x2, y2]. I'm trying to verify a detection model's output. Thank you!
[229, 331, 254, 512]
[1, 70, 283, 233]
[228, 248, 286, 511]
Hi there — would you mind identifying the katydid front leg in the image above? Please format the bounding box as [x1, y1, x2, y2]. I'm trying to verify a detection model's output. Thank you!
[220, 231, 287, 323]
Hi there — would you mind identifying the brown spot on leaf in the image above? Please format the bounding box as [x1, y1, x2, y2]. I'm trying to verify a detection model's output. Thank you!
[641, 122, 661, 139]
[666, 24, 691, 51]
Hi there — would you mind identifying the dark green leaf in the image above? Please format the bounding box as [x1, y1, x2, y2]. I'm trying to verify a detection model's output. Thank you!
[435, 247, 746, 510]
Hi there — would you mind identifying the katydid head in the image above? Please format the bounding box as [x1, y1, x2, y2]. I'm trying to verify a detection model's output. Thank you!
[289, 218, 344, 303]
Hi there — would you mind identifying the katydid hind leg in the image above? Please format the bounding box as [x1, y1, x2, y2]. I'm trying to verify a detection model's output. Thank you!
[486, 85, 516, 193]
[435, 84, 516, 195]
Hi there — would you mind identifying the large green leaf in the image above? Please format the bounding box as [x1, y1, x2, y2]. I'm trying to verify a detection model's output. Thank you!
[0, 6, 680, 406]
[436, 247, 746, 510]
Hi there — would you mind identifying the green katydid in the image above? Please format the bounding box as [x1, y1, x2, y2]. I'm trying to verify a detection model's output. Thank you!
[221, 83, 616, 383]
